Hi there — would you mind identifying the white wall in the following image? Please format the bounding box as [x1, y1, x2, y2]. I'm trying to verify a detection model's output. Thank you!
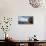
[0, 0, 46, 40]
[0, 0, 16, 40]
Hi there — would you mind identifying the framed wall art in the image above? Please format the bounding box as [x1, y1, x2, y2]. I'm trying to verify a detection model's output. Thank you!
[18, 16, 33, 24]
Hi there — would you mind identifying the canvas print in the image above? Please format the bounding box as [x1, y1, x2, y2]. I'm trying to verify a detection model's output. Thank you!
[18, 16, 33, 24]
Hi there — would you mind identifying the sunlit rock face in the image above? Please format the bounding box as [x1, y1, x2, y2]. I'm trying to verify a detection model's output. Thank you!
[29, 0, 43, 8]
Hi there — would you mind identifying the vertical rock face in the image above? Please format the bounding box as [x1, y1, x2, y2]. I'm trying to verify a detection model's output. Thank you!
[29, 0, 43, 8]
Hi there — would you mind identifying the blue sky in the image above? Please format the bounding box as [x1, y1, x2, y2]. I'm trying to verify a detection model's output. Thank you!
[18, 16, 32, 21]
